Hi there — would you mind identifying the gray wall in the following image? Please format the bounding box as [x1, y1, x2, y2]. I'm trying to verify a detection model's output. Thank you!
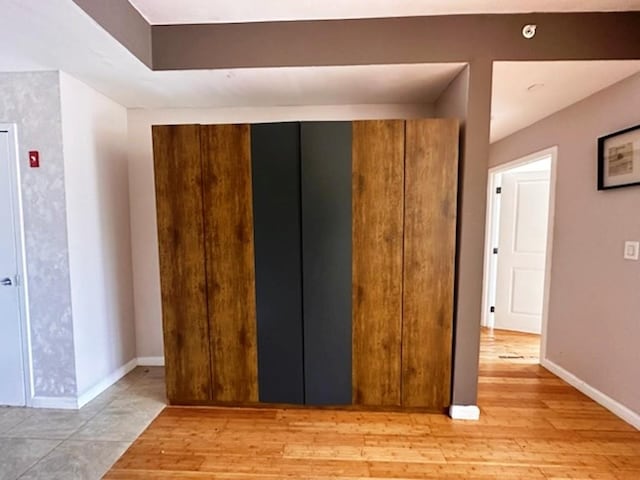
[435, 66, 481, 405]
[435, 63, 493, 405]
[490, 72, 640, 414]
[0, 72, 76, 397]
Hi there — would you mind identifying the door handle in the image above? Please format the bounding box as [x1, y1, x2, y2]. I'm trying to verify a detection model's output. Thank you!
[1, 277, 13, 286]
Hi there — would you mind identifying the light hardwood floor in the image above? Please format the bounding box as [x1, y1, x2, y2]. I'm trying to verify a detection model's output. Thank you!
[105, 329, 640, 479]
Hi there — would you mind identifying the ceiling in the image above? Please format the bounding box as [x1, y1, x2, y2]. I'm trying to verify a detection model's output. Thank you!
[491, 61, 640, 142]
[1, 0, 639, 142]
[0, 2, 461, 108]
[128, 0, 640, 24]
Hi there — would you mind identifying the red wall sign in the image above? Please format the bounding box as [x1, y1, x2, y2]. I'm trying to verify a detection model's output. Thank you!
[29, 151, 39, 168]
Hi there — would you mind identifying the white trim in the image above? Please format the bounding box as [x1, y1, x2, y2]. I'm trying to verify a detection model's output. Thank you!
[32, 358, 138, 409]
[137, 356, 165, 366]
[31, 396, 79, 410]
[449, 405, 480, 420]
[76, 358, 138, 408]
[541, 358, 640, 431]
[481, 146, 558, 361]
[1, 124, 33, 407]
[29, 356, 164, 409]
[539, 149, 557, 360]
[480, 170, 501, 328]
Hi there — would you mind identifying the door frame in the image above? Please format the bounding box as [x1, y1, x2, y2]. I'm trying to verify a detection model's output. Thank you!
[480, 146, 558, 361]
[1, 123, 33, 406]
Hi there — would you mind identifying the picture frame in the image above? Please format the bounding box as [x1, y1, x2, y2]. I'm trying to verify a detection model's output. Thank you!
[597, 123, 640, 190]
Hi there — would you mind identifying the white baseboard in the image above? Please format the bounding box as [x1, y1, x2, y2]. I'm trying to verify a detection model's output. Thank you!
[31, 396, 80, 410]
[30, 356, 164, 410]
[137, 356, 165, 366]
[449, 405, 480, 420]
[76, 358, 138, 408]
[541, 358, 640, 430]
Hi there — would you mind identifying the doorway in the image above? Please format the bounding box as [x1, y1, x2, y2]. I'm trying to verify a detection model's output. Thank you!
[481, 147, 557, 361]
[0, 125, 30, 406]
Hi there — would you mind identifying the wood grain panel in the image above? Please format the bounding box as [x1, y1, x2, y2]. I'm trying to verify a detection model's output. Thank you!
[352, 120, 405, 407]
[402, 119, 459, 409]
[152, 124, 211, 403]
[201, 124, 258, 403]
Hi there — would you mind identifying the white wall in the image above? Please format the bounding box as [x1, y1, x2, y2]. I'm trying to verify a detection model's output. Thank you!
[127, 104, 434, 359]
[490, 72, 640, 419]
[60, 72, 136, 397]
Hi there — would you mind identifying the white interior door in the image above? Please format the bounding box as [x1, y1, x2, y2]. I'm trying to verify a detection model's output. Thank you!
[495, 169, 550, 334]
[0, 130, 26, 406]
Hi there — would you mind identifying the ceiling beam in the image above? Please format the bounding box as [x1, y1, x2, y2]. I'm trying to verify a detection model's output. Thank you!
[72, 0, 152, 68]
[151, 13, 640, 70]
[71, 3, 640, 70]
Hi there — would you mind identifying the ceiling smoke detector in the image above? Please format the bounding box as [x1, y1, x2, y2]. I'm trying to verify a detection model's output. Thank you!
[522, 24, 537, 39]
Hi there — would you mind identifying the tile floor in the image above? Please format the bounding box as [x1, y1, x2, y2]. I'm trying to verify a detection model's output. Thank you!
[0, 366, 165, 480]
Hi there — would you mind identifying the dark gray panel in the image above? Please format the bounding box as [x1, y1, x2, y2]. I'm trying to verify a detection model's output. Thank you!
[251, 123, 305, 404]
[301, 122, 353, 405]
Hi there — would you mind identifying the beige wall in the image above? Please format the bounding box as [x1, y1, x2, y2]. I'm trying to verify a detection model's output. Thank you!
[127, 104, 435, 360]
[490, 72, 640, 415]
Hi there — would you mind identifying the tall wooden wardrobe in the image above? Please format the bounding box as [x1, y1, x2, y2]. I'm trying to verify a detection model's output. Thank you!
[152, 119, 459, 411]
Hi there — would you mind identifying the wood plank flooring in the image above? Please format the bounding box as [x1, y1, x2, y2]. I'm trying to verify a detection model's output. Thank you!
[105, 329, 640, 479]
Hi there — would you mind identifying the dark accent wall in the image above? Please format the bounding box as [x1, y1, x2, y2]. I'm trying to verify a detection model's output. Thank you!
[300, 122, 353, 405]
[250, 123, 305, 404]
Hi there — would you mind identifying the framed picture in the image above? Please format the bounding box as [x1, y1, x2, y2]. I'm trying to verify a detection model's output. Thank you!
[598, 124, 640, 190]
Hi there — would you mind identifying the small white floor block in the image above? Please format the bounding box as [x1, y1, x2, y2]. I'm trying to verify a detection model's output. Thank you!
[449, 405, 480, 420]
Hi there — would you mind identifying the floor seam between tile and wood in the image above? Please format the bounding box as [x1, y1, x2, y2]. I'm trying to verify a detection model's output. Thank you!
[0, 366, 165, 480]
[2, 330, 639, 479]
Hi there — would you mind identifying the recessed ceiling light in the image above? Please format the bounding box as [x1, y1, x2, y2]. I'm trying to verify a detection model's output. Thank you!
[527, 83, 545, 92]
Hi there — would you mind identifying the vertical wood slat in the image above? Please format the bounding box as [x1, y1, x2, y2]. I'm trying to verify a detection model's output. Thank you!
[200, 124, 259, 403]
[352, 120, 405, 406]
[402, 119, 459, 409]
[152, 125, 212, 403]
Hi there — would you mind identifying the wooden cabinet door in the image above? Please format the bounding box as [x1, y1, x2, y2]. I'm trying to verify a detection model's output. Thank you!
[402, 119, 458, 410]
[201, 124, 259, 403]
[152, 125, 212, 403]
[352, 120, 405, 406]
